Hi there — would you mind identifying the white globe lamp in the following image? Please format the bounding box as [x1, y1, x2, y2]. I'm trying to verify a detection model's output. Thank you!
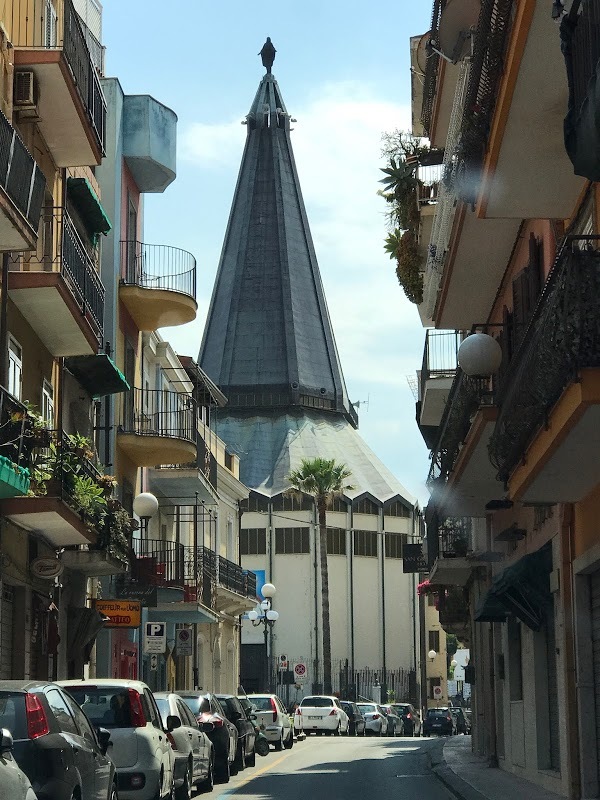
[133, 492, 159, 520]
[451, 659, 458, 669]
[262, 583, 276, 599]
[428, 649, 437, 660]
[266, 610, 279, 621]
[458, 333, 502, 377]
[247, 610, 259, 622]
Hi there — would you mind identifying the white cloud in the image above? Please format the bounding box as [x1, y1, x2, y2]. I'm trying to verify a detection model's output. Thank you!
[180, 120, 244, 169]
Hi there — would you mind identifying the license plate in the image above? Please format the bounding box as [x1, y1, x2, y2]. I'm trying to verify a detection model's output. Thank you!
[432, 723, 442, 728]
[309, 716, 320, 720]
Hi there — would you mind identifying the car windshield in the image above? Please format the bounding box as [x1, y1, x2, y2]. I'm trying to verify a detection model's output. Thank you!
[180, 695, 210, 715]
[428, 709, 449, 717]
[248, 697, 274, 711]
[300, 697, 334, 708]
[393, 705, 410, 713]
[357, 704, 376, 713]
[0, 692, 27, 739]
[67, 686, 134, 728]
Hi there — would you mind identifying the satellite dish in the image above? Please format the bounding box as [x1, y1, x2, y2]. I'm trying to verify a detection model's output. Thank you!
[439, 0, 480, 63]
[416, 31, 431, 74]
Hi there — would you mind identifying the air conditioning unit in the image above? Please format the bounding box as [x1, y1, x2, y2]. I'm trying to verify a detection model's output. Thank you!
[14, 71, 40, 121]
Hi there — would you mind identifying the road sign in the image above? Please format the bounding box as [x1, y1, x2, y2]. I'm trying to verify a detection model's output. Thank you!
[149, 654, 158, 671]
[293, 661, 307, 683]
[94, 600, 141, 629]
[144, 621, 167, 654]
[279, 654, 289, 670]
[177, 628, 193, 656]
[433, 685, 443, 700]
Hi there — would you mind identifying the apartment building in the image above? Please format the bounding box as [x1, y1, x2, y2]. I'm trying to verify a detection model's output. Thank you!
[409, 1, 600, 796]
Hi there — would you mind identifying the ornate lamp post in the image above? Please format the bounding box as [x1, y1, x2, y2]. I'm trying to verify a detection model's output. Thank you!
[248, 582, 279, 691]
[132, 492, 159, 685]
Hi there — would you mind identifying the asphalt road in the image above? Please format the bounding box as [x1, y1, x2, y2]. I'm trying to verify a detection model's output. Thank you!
[196, 734, 454, 800]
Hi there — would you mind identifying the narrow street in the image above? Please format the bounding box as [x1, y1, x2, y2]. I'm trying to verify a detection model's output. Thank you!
[203, 736, 455, 800]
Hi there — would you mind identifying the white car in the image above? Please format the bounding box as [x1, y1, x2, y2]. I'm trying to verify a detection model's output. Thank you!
[244, 694, 294, 750]
[357, 703, 388, 736]
[0, 729, 37, 800]
[60, 679, 174, 800]
[294, 696, 349, 735]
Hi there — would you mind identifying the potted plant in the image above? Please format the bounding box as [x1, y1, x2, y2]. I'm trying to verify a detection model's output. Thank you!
[20, 402, 51, 449]
[96, 474, 118, 498]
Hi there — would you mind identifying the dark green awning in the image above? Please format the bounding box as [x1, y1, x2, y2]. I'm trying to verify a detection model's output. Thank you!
[474, 546, 552, 631]
[65, 354, 129, 398]
[67, 177, 112, 237]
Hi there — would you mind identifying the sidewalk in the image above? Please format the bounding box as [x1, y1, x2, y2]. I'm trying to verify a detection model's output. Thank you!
[431, 736, 565, 800]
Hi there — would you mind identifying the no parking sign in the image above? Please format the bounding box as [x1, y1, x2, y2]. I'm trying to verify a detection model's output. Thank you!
[293, 661, 307, 683]
[177, 628, 193, 656]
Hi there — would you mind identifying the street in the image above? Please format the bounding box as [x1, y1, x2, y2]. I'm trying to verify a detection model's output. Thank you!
[200, 736, 456, 800]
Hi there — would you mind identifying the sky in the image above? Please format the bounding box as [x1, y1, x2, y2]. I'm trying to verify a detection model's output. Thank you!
[102, 1, 433, 507]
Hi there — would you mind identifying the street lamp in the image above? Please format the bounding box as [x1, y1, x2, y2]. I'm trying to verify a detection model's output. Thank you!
[428, 649, 437, 661]
[248, 583, 279, 691]
[133, 492, 159, 537]
[450, 659, 458, 669]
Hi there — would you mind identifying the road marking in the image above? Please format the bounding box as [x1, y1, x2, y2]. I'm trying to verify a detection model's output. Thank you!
[219, 752, 289, 796]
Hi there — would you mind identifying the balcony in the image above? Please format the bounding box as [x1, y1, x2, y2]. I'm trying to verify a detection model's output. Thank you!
[12, 0, 106, 166]
[215, 556, 259, 615]
[9, 207, 104, 356]
[438, 586, 471, 644]
[0, 111, 46, 250]
[60, 509, 132, 576]
[119, 241, 197, 330]
[474, 0, 584, 218]
[427, 515, 480, 587]
[489, 237, 600, 503]
[1, 429, 114, 548]
[428, 365, 501, 517]
[117, 388, 197, 467]
[418, 330, 462, 446]
[0, 387, 30, 498]
[122, 94, 177, 193]
[562, 2, 600, 182]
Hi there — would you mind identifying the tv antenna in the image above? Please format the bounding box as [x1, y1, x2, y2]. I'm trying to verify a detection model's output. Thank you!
[353, 395, 370, 412]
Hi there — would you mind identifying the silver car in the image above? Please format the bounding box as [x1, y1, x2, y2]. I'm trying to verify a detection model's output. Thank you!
[0, 729, 37, 800]
[356, 703, 388, 736]
[154, 693, 214, 798]
[245, 694, 293, 749]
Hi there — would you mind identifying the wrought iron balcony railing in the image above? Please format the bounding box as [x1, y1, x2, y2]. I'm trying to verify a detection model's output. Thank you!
[421, 0, 447, 135]
[0, 111, 45, 233]
[426, 509, 473, 564]
[219, 555, 245, 595]
[421, 330, 463, 393]
[120, 241, 197, 300]
[564, 0, 600, 123]
[489, 237, 600, 484]
[117, 388, 196, 444]
[11, 0, 106, 154]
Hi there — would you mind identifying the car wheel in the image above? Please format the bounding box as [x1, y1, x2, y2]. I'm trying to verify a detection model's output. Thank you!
[176, 762, 193, 800]
[246, 746, 256, 766]
[274, 732, 284, 751]
[334, 723, 341, 736]
[284, 730, 294, 749]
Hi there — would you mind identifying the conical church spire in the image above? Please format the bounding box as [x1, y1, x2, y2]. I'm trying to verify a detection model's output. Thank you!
[199, 68, 357, 427]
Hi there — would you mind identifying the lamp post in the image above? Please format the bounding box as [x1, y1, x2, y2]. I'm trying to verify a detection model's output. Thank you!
[248, 582, 279, 691]
[133, 492, 158, 685]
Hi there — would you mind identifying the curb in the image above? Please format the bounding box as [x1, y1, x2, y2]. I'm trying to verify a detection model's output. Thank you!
[427, 741, 488, 800]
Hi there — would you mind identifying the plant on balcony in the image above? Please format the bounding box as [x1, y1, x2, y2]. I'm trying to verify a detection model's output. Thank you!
[379, 130, 429, 305]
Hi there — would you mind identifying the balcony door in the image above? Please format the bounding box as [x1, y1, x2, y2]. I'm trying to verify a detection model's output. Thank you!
[125, 196, 139, 283]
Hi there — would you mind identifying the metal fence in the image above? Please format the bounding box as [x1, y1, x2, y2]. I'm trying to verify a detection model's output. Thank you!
[0, 110, 45, 232]
[117, 388, 196, 445]
[120, 240, 197, 300]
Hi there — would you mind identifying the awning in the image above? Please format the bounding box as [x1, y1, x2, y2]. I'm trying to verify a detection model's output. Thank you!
[67, 177, 112, 237]
[64, 353, 130, 398]
[474, 546, 552, 631]
[67, 606, 109, 660]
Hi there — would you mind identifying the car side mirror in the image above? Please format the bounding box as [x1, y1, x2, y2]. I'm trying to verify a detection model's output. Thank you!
[0, 728, 13, 754]
[166, 715, 181, 732]
[96, 728, 112, 755]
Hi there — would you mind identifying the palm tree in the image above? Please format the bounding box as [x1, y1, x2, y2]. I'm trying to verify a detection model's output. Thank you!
[287, 457, 353, 695]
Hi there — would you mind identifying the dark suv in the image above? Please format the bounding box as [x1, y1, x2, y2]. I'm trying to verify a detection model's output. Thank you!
[340, 702, 366, 736]
[449, 706, 469, 734]
[423, 707, 457, 736]
[391, 703, 421, 736]
[216, 694, 256, 770]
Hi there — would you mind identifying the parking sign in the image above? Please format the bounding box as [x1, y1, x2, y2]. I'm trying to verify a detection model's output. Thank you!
[177, 628, 193, 656]
[144, 621, 167, 654]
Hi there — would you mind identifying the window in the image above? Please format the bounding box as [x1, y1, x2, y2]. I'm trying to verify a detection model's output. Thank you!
[275, 528, 310, 554]
[327, 528, 346, 555]
[41, 379, 54, 425]
[177, 699, 197, 728]
[63, 693, 97, 744]
[240, 492, 270, 513]
[272, 493, 313, 512]
[45, 689, 78, 735]
[385, 501, 410, 518]
[427, 593, 435, 607]
[385, 533, 406, 559]
[8, 336, 22, 400]
[329, 496, 347, 513]
[240, 528, 267, 555]
[144, 691, 162, 729]
[428, 677, 441, 699]
[428, 630, 440, 652]
[353, 498, 379, 515]
[353, 530, 378, 557]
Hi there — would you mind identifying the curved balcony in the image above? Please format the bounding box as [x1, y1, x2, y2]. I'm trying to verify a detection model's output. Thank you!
[116, 388, 197, 467]
[119, 241, 197, 330]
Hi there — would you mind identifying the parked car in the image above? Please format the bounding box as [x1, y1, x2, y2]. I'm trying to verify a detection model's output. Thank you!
[464, 709, 472, 734]
[356, 703, 388, 736]
[422, 707, 457, 737]
[449, 706, 469, 735]
[60, 678, 173, 800]
[179, 692, 237, 784]
[216, 694, 257, 767]
[154, 692, 214, 797]
[0, 681, 117, 800]
[246, 694, 294, 749]
[294, 696, 349, 736]
[340, 702, 366, 736]
[391, 703, 421, 736]
[238, 697, 270, 758]
[381, 705, 403, 736]
[0, 727, 38, 800]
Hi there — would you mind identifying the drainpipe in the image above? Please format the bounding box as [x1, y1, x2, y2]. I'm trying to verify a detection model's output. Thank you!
[0, 253, 9, 388]
[381, 511, 387, 700]
[192, 494, 199, 690]
[313, 500, 319, 691]
[561, 503, 581, 800]
[349, 504, 355, 696]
